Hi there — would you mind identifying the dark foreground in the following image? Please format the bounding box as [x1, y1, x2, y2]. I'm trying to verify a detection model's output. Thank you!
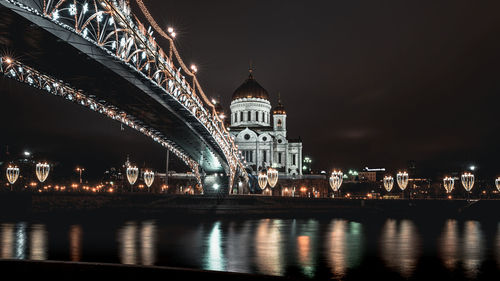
[0, 260, 292, 281]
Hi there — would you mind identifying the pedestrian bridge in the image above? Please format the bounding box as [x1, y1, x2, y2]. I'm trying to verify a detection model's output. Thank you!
[0, 0, 248, 194]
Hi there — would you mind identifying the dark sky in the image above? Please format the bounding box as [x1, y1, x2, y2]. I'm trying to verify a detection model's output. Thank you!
[2, 0, 500, 178]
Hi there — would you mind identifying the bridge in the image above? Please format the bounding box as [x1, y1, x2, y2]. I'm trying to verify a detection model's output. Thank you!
[0, 0, 248, 194]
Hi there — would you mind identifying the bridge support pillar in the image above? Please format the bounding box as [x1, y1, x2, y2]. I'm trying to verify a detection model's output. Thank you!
[202, 172, 230, 196]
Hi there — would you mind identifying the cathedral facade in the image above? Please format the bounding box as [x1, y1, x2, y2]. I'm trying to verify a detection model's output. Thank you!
[228, 69, 303, 176]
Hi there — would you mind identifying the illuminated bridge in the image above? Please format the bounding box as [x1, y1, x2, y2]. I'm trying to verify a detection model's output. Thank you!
[0, 0, 248, 194]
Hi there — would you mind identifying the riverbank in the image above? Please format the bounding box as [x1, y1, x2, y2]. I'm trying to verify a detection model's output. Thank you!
[0, 192, 498, 220]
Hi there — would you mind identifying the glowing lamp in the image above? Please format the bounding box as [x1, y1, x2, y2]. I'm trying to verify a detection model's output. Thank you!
[396, 171, 409, 191]
[36, 162, 50, 183]
[267, 167, 278, 188]
[461, 172, 474, 192]
[443, 177, 454, 194]
[6, 166, 20, 185]
[383, 176, 394, 192]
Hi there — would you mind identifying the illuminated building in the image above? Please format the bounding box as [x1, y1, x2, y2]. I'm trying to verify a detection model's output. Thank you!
[228, 68, 303, 176]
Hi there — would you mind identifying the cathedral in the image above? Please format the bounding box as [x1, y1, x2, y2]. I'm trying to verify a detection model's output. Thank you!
[227, 69, 303, 176]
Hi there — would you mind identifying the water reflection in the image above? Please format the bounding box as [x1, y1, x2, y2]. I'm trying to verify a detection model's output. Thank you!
[69, 225, 82, 262]
[1, 224, 13, 259]
[438, 220, 485, 278]
[15, 223, 27, 259]
[204, 221, 225, 271]
[254, 219, 284, 276]
[326, 220, 363, 278]
[30, 224, 47, 260]
[117, 221, 157, 265]
[380, 219, 420, 277]
[439, 219, 459, 270]
[462, 221, 484, 278]
[296, 220, 319, 278]
[226, 221, 251, 273]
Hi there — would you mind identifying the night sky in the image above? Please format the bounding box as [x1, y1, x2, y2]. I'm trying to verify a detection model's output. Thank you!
[2, 0, 500, 179]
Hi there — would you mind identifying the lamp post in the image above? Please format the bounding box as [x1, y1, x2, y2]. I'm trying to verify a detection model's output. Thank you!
[75, 167, 85, 184]
[383, 176, 394, 193]
[329, 170, 343, 198]
[461, 172, 474, 201]
[258, 170, 268, 195]
[396, 171, 409, 199]
[267, 167, 278, 195]
[6, 165, 20, 191]
[443, 177, 455, 196]
[126, 166, 139, 192]
[36, 162, 50, 183]
[143, 170, 154, 193]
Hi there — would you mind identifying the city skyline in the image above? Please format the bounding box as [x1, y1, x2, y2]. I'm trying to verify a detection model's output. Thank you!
[1, 0, 500, 176]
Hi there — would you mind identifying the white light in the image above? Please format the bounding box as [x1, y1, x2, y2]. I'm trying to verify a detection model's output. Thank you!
[469, 165, 476, 171]
[23, 151, 31, 157]
[69, 4, 77, 16]
[143, 170, 154, 188]
[167, 27, 174, 33]
[443, 177, 454, 194]
[6, 166, 20, 185]
[396, 171, 409, 191]
[213, 183, 219, 190]
[329, 170, 343, 192]
[126, 166, 139, 185]
[52, 10, 60, 20]
[383, 176, 394, 192]
[267, 167, 279, 188]
[461, 172, 474, 192]
[36, 163, 50, 183]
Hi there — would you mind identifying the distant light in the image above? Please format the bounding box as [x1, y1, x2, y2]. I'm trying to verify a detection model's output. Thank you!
[5, 57, 12, 64]
[469, 165, 476, 171]
[23, 151, 31, 157]
[190, 64, 198, 73]
[167, 27, 174, 33]
[213, 183, 219, 190]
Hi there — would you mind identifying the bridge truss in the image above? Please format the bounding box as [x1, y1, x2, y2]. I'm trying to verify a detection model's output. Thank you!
[1, 0, 249, 190]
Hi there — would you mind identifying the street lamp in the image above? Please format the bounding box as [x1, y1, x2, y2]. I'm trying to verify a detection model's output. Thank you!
[267, 167, 278, 189]
[75, 167, 85, 184]
[6, 165, 20, 191]
[443, 177, 455, 194]
[143, 170, 154, 192]
[461, 172, 474, 200]
[383, 176, 394, 193]
[36, 162, 50, 183]
[126, 166, 139, 192]
[397, 171, 409, 199]
[329, 170, 343, 198]
[258, 170, 268, 194]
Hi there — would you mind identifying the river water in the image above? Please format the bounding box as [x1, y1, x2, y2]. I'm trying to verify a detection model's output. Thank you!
[0, 217, 499, 280]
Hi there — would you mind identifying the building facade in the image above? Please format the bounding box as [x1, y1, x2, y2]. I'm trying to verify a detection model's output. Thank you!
[227, 69, 303, 176]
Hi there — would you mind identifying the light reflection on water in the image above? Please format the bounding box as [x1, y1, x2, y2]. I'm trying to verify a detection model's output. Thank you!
[438, 219, 485, 278]
[0, 218, 499, 279]
[379, 219, 420, 277]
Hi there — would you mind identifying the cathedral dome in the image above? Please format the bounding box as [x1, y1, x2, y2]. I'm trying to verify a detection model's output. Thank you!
[232, 70, 269, 101]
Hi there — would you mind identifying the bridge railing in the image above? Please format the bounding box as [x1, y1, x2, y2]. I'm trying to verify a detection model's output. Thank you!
[8, 0, 247, 185]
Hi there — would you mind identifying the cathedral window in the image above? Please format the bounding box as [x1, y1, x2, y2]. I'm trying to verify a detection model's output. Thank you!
[292, 154, 296, 165]
[278, 152, 282, 164]
[256, 111, 259, 122]
[263, 150, 267, 162]
[277, 119, 282, 128]
[240, 111, 243, 122]
[248, 111, 251, 121]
